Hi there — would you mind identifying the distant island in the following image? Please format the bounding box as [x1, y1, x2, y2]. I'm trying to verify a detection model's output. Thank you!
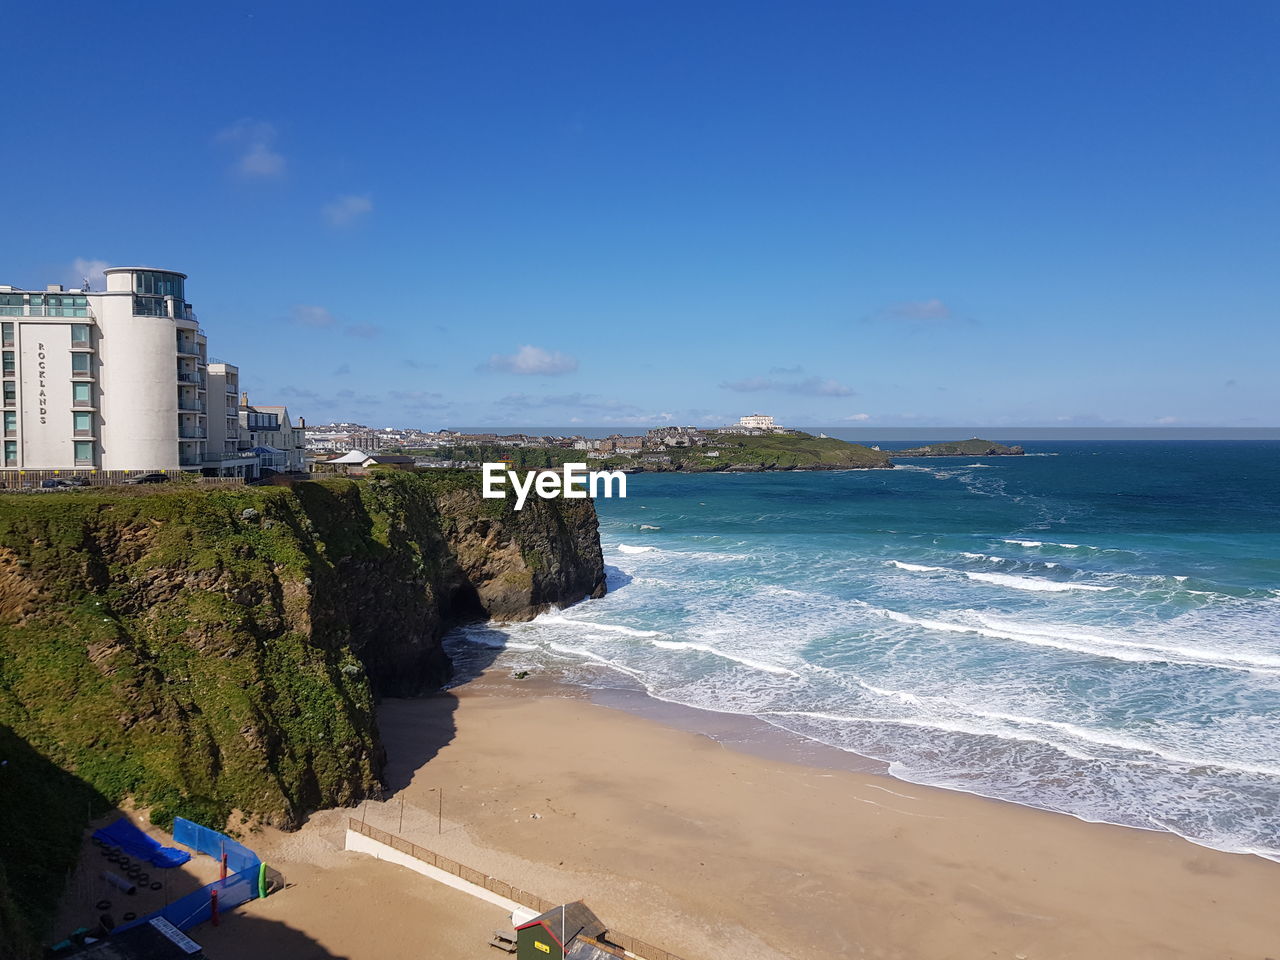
[891, 438, 1024, 457]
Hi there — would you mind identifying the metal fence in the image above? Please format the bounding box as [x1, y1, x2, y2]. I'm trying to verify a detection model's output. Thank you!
[347, 818, 687, 960]
[0, 469, 245, 490]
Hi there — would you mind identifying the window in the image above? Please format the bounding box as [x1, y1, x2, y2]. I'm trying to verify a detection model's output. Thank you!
[2, 381, 14, 405]
[133, 295, 166, 317]
[73, 411, 92, 436]
[3, 411, 15, 436]
[3, 440, 15, 466]
[2, 351, 12, 376]
[73, 440, 93, 464]
[71, 323, 90, 346]
[1, 321, 13, 344]
[133, 271, 184, 300]
[0, 297, 22, 318]
[43, 295, 88, 318]
[72, 382, 92, 405]
[71, 353, 91, 376]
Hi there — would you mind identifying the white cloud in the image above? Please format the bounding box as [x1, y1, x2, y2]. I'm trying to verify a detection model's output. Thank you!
[217, 119, 285, 179]
[482, 345, 579, 376]
[882, 298, 953, 321]
[344, 322, 382, 339]
[323, 194, 373, 226]
[289, 305, 338, 328]
[841, 413, 871, 421]
[721, 375, 854, 397]
[68, 258, 109, 291]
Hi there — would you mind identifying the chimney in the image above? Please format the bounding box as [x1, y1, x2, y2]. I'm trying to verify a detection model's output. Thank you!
[241, 391, 249, 407]
[299, 416, 306, 428]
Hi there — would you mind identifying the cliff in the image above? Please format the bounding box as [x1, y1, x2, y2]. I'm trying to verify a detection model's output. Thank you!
[0, 471, 604, 952]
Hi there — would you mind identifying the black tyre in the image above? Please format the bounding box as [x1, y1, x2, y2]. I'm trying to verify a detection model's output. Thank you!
[95, 899, 111, 911]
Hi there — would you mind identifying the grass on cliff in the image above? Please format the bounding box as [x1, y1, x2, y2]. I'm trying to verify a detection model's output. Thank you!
[694, 432, 890, 467]
[429, 434, 891, 471]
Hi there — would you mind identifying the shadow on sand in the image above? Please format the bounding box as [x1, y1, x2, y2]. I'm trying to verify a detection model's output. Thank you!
[194, 912, 352, 959]
[374, 624, 508, 795]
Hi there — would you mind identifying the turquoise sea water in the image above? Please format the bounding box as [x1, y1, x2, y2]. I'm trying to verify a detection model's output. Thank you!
[449, 441, 1280, 859]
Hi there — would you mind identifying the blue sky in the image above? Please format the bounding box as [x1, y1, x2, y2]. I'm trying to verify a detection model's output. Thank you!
[2, 1, 1276, 429]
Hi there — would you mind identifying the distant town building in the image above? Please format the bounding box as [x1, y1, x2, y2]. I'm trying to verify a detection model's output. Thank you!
[239, 396, 306, 473]
[320, 449, 416, 473]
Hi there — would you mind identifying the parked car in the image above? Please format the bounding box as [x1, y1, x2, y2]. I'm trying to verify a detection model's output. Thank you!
[122, 472, 169, 484]
[39, 477, 89, 489]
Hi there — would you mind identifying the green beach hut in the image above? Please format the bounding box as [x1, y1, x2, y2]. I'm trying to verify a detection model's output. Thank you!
[515, 901, 617, 960]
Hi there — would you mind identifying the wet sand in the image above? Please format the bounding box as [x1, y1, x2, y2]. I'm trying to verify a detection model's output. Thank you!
[62, 673, 1280, 959]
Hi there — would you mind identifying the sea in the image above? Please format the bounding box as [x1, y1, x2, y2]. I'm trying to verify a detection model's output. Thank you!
[446, 437, 1280, 860]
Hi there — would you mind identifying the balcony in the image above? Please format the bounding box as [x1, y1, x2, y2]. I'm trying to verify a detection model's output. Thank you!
[178, 426, 207, 439]
[179, 456, 203, 467]
[178, 399, 206, 413]
[177, 371, 206, 388]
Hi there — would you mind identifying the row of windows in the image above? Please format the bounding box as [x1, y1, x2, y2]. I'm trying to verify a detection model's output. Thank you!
[0, 294, 91, 318]
[2, 350, 93, 375]
[134, 271, 184, 300]
[2, 437, 92, 467]
[245, 412, 280, 430]
[1, 382, 93, 405]
[1, 322, 93, 345]
[0, 411, 93, 432]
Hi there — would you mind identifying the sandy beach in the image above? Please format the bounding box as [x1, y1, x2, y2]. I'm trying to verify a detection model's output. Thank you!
[118, 669, 1273, 960]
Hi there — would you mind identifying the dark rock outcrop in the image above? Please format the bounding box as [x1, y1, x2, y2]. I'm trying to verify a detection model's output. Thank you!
[892, 438, 1025, 457]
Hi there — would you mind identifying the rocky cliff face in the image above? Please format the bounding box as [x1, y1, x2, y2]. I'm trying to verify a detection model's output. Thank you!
[0, 472, 604, 832]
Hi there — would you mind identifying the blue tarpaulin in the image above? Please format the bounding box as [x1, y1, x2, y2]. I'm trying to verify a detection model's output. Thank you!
[93, 818, 192, 868]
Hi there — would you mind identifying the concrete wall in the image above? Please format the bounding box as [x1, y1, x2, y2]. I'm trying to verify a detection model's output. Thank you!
[343, 828, 524, 915]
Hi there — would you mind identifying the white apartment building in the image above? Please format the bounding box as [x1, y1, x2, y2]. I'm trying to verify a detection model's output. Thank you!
[1, 265, 304, 479]
[738, 413, 780, 430]
[2, 267, 209, 473]
[206, 361, 259, 478]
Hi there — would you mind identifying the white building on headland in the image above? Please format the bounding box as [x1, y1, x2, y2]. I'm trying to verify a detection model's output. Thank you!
[737, 413, 779, 430]
[1, 266, 302, 478]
